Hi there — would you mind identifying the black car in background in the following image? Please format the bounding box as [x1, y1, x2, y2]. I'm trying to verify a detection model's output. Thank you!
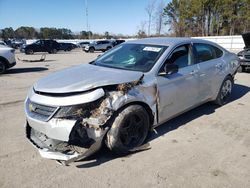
[237, 33, 250, 72]
[58, 42, 77, 51]
[112, 39, 125, 46]
[24, 39, 60, 54]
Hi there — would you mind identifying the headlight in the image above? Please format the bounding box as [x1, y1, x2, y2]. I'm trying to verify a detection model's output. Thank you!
[54, 104, 91, 119]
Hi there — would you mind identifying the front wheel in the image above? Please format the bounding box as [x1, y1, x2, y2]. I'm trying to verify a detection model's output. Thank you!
[0, 61, 6, 74]
[214, 76, 233, 106]
[106, 105, 150, 155]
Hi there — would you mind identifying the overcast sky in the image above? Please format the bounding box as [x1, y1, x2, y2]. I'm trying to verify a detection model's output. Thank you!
[0, 0, 169, 35]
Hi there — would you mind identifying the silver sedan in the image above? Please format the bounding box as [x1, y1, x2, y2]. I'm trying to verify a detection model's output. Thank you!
[24, 37, 239, 164]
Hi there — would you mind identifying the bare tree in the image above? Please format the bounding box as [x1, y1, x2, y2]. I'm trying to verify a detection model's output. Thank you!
[145, 0, 156, 36]
[137, 21, 147, 33]
[136, 21, 147, 38]
[155, 0, 165, 35]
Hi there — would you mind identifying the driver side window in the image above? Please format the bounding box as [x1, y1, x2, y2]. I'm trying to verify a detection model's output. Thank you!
[159, 44, 193, 72]
[168, 44, 192, 68]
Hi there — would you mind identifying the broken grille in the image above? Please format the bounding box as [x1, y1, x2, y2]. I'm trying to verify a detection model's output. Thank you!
[26, 99, 58, 121]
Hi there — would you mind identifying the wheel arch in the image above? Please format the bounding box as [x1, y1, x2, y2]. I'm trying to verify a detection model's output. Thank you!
[113, 101, 155, 129]
[226, 73, 234, 82]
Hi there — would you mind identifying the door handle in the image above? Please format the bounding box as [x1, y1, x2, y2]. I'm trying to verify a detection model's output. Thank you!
[215, 63, 223, 68]
[190, 70, 198, 75]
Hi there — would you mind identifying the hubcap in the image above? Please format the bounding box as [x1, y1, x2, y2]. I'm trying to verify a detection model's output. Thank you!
[120, 114, 145, 148]
[221, 80, 232, 101]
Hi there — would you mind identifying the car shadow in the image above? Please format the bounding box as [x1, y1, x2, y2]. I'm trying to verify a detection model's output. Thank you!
[148, 83, 250, 141]
[4, 67, 48, 74]
[76, 83, 249, 168]
[76, 145, 150, 169]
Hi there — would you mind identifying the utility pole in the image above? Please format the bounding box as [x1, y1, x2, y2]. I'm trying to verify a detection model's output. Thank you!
[85, 0, 90, 39]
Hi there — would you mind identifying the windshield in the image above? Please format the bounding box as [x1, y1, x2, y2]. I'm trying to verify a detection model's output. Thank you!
[94, 43, 167, 72]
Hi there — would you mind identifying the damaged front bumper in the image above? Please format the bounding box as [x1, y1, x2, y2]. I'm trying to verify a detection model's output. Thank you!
[24, 87, 112, 165]
[26, 122, 108, 165]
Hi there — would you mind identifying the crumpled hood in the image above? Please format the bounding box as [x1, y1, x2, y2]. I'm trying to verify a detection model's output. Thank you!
[34, 64, 143, 93]
[242, 32, 250, 49]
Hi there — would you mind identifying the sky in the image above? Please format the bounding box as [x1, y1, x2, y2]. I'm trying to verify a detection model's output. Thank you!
[0, 0, 169, 35]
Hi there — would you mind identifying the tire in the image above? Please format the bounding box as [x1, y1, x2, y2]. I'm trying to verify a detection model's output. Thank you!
[106, 46, 112, 51]
[89, 47, 95, 53]
[237, 66, 245, 73]
[106, 105, 150, 155]
[25, 49, 34, 55]
[0, 61, 6, 74]
[214, 76, 233, 106]
[51, 49, 57, 54]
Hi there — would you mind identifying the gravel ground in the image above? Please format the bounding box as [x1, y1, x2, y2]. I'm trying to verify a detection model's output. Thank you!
[0, 49, 249, 188]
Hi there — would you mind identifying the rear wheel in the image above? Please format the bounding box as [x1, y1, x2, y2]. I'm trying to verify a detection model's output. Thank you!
[106, 105, 150, 155]
[106, 46, 112, 51]
[214, 76, 233, 106]
[51, 49, 57, 54]
[237, 65, 245, 72]
[89, 47, 95, 53]
[0, 61, 6, 74]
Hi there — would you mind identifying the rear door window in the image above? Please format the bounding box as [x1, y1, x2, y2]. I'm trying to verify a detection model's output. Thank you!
[194, 43, 223, 63]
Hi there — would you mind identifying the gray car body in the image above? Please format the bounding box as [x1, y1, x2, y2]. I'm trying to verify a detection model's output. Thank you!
[25, 37, 239, 163]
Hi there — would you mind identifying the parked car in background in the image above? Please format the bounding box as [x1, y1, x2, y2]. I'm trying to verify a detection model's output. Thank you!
[0, 45, 16, 74]
[237, 32, 250, 72]
[24, 37, 239, 164]
[0, 41, 7, 46]
[112, 39, 125, 46]
[24, 39, 60, 54]
[84, 40, 113, 53]
[58, 42, 77, 51]
[78, 41, 90, 49]
[4, 39, 24, 49]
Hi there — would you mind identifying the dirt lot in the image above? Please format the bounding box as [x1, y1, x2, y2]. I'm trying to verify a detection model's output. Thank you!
[0, 49, 249, 188]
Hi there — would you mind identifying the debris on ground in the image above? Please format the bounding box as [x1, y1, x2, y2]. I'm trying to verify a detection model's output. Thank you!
[17, 54, 46, 62]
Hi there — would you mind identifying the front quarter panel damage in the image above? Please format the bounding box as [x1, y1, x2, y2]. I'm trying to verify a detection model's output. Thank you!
[27, 75, 158, 165]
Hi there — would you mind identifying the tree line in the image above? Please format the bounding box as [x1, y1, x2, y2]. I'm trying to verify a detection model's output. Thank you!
[0, 27, 73, 39]
[139, 0, 250, 37]
[0, 27, 130, 40]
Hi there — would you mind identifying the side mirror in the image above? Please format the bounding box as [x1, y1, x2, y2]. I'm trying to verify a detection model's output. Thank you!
[164, 64, 178, 75]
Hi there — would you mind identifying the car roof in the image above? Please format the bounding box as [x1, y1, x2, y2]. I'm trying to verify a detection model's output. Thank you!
[126, 37, 216, 47]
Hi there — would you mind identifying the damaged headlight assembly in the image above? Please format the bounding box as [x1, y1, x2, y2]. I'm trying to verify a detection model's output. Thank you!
[54, 104, 91, 119]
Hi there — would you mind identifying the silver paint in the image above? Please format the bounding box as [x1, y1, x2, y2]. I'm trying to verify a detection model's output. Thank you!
[25, 37, 240, 162]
